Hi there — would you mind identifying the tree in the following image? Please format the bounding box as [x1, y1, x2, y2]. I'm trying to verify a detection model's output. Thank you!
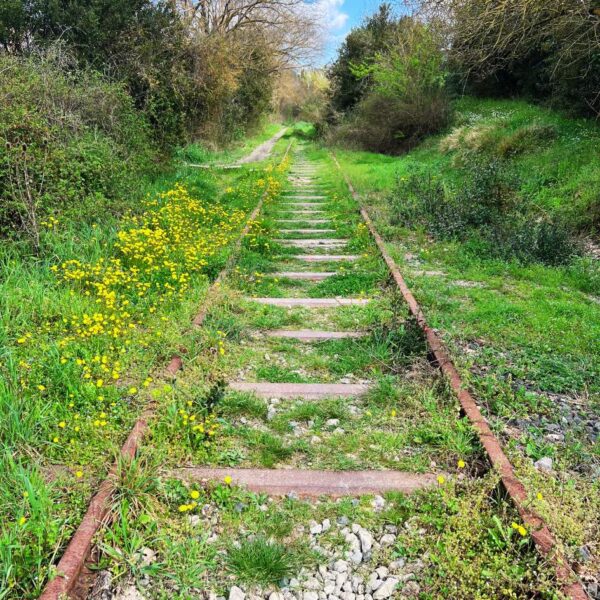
[327, 3, 402, 114]
[414, 0, 600, 114]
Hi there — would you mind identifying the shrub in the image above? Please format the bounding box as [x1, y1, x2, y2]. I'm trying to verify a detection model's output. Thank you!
[0, 50, 156, 247]
[389, 157, 581, 265]
[330, 18, 451, 154]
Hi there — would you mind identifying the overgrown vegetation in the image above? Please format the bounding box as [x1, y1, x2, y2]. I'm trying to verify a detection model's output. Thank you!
[326, 5, 451, 153]
[325, 1, 600, 153]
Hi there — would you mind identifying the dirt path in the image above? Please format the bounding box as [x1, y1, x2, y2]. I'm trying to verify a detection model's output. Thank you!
[237, 127, 287, 164]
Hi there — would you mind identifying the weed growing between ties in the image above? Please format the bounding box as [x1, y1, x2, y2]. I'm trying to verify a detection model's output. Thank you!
[93, 470, 560, 598]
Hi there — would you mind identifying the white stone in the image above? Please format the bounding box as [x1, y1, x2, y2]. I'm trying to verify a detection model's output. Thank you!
[333, 560, 349, 573]
[375, 567, 388, 579]
[372, 579, 398, 600]
[310, 522, 323, 535]
[114, 586, 145, 600]
[304, 592, 319, 600]
[305, 578, 321, 590]
[326, 419, 340, 427]
[229, 586, 246, 600]
[379, 534, 395, 547]
[336, 572, 348, 589]
[534, 457, 553, 472]
[322, 518, 331, 532]
[357, 530, 373, 554]
[371, 496, 385, 510]
[366, 574, 380, 594]
[269, 593, 284, 600]
[324, 584, 336, 595]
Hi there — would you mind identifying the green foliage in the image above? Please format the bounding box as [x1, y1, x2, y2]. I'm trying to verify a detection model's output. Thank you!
[327, 3, 401, 115]
[0, 50, 156, 246]
[226, 537, 297, 586]
[390, 157, 581, 265]
[328, 17, 451, 153]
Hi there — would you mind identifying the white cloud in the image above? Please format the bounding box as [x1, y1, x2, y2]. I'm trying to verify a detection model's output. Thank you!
[307, 0, 349, 34]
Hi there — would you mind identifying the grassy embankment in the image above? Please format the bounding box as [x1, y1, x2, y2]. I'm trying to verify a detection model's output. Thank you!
[0, 124, 290, 598]
[329, 98, 599, 580]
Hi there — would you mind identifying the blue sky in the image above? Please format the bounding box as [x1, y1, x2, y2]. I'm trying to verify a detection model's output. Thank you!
[314, 0, 390, 65]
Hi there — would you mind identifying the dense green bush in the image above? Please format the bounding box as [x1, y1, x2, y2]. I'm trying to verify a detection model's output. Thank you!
[327, 17, 451, 154]
[0, 51, 156, 247]
[390, 157, 582, 265]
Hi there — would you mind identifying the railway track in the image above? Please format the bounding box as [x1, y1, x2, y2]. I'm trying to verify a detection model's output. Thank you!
[39, 141, 587, 599]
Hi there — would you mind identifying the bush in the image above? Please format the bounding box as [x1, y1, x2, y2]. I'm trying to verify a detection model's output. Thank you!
[0, 50, 156, 247]
[329, 18, 451, 154]
[390, 157, 581, 265]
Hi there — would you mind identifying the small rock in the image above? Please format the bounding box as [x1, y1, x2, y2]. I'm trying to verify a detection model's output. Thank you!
[303, 592, 319, 600]
[311, 436, 322, 444]
[337, 516, 350, 526]
[357, 529, 373, 554]
[375, 567, 388, 579]
[269, 594, 284, 600]
[379, 534, 395, 547]
[304, 578, 321, 590]
[188, 515, 201, 526]
[310, 522, 323, 535]
[326, 419, 340, 428]
[534, 457, 553, 472]
[89, 570, 112, 600]
[366, 573, 381, 593]
[137, 547, 156, 568]
[371, 496, 385, 511]
[372, 578, 398, 600]
[388, 559, 405, 572]
[333, 560, 349, 573]
[577, 545, 593, 563]
[113, 585, 145, 600]
[267, 407, 277, 421]
[229, 586, 245, 600]
[322, 518, 331, 532]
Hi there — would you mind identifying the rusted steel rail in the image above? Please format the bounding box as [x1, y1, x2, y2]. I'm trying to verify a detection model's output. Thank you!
[39, 142, 293, 600]
[330, 153, 587, 600]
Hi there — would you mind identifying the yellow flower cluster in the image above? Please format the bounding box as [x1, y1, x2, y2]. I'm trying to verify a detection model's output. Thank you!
[14, 164, 288, 456]
[178, 406, 220, 447]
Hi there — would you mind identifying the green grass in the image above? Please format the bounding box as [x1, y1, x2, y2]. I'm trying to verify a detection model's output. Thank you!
[226, 537, 297, 586]
[0, 135, 289, 598]
[325, 98, 600, 587]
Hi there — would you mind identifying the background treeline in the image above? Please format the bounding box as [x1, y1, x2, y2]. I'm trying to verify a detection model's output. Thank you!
[324, 0, 600, 154]
[0, 0, 318, 246]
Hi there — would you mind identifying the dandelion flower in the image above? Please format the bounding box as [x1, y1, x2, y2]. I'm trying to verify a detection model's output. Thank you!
[437, 475, 445, 485]
[536, 492, 543, 501]
[190, 490, 200, 500]
[224, 475, 232, 485]
[75, 470, 83, 478]
[18, 516, 27, 526]
[457, 459, 466, 469]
